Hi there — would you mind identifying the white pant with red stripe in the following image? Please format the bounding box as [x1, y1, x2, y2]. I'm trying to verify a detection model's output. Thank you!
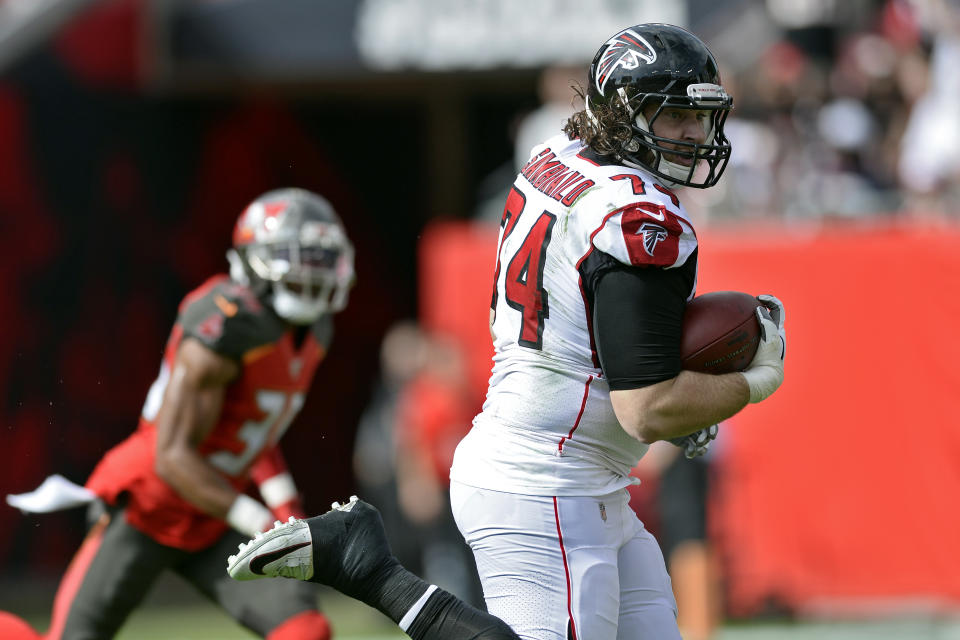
[450, 482, 680, 640]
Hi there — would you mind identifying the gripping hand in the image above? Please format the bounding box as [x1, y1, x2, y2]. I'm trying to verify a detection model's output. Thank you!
[670, 424, 719, 458]
[741, 294, 786, 403]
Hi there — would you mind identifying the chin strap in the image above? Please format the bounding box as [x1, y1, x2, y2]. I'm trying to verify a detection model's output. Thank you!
[619, 155, 685, 188]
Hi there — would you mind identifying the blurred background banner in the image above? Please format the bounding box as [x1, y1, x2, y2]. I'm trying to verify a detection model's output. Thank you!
[162, 0, 685, 79]
[2, 0, 960, 635]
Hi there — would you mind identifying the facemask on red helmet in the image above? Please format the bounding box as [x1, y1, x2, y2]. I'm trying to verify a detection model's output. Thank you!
[227, 188, 355, 324]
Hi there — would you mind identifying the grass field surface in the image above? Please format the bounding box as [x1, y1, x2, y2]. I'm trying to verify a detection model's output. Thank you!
[9, 577, 960, 639]
[21, 604, 960, 640]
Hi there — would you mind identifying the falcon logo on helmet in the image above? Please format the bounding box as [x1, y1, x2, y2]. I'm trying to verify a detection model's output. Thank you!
[595, 30, 657, 95]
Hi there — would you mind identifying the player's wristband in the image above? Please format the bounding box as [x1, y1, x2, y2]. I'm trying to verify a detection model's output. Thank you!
[258, 472, 298, 509]
[739, 364, 783, 404]
[226, 494, 274, 538]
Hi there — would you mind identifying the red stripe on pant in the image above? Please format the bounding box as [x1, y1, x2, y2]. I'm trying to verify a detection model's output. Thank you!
[45, 514, 109, 640]
[552, 496, 578, 640]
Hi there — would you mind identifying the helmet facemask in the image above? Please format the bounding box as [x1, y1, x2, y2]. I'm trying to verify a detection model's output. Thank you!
[615, 81, 732, 188]
[229, 196, 355, 325]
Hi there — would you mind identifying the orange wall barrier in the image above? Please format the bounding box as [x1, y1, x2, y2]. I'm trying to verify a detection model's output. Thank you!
[419, 219, 960, 616]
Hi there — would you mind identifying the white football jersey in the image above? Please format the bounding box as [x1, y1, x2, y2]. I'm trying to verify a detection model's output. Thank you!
[450, 133, 699, 496]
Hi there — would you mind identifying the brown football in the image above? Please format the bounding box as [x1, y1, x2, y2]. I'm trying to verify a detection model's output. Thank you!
[681, 291, 761, 374]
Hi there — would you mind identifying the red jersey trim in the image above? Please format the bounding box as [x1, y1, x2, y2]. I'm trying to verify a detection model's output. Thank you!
[576, 149, 601, 166]
[557, 375, 593, 454]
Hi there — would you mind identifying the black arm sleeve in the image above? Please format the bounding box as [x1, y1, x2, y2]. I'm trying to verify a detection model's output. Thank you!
[582, 249, 697, 390]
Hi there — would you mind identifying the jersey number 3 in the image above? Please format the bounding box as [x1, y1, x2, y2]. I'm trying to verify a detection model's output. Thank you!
[493, 186, 556, 350]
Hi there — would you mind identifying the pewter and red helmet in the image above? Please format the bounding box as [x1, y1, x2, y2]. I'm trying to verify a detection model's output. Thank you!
[228, 188, 355, 324]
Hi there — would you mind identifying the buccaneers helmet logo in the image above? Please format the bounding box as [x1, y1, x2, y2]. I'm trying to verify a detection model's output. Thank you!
[595, 29, 657, 95]
[637, 222, 668, 257]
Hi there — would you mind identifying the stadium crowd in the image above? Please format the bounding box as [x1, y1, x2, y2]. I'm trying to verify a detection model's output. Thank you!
[686, 0, 960, 222]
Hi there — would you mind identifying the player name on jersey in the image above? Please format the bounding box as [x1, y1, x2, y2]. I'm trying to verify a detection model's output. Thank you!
[520, 148, 596, 205]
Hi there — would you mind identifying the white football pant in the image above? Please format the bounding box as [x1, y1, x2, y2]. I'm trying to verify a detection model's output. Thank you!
[451, 482, 680, 640]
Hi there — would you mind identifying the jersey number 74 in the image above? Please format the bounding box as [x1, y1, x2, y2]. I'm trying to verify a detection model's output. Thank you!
[491, 185, 556, 350]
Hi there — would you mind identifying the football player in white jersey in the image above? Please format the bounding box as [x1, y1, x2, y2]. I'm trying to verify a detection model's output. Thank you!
[449, 23, 787, 640]
[225, 22, 786, 640]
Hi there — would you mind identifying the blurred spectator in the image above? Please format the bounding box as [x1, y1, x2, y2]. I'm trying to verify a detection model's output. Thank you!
[632, 440, 724, 640]
[353, 323, 483, 607]
[353, 321, 429, 572]
[394, 333, 481, 606]
[685, 0, 958, 222]
[898, 2, 960, 213]
[475, 65, 585, 225]
[512, 65, 587, 175]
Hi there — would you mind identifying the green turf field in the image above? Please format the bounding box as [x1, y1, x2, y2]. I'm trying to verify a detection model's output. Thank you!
[10, 577, 960, 639]
[17, 580, 407, 639]
[20, 601, 960, 640]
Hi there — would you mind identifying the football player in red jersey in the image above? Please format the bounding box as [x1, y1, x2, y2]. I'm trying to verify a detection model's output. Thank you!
[38, 188, 354, 639]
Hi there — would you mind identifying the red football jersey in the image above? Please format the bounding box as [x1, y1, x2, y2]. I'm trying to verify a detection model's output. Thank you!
[85, 275, 330, 550]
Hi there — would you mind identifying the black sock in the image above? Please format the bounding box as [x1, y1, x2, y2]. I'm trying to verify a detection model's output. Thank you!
[349, 562, 518, 639]
[405, 587, 519, 640]
[361, 563, 432, 624]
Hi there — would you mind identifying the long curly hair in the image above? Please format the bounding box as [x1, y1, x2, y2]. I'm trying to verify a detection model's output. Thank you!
[563, 84, 636, 158]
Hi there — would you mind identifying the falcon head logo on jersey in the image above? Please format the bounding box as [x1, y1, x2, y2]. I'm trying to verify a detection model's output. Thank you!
[637, 222, 668, 256]
[595, 29, 657, 95]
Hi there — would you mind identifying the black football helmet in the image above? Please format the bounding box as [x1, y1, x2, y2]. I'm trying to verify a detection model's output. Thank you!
[586, 23, 733, 188]
[227, 188, 355, 324]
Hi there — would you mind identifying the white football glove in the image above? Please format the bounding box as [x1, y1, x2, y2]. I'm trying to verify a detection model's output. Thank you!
[670, 424, 719, 459]
[740, 294, 786, 403]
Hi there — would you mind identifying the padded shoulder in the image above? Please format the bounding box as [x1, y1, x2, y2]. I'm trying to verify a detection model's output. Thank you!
[589, 199, 697, 269]
[178, 276, 285, 361]
[563, 160, 698, 270]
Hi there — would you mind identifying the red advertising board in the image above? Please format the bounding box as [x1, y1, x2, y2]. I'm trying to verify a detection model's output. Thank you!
[419, 219, 960, 615]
